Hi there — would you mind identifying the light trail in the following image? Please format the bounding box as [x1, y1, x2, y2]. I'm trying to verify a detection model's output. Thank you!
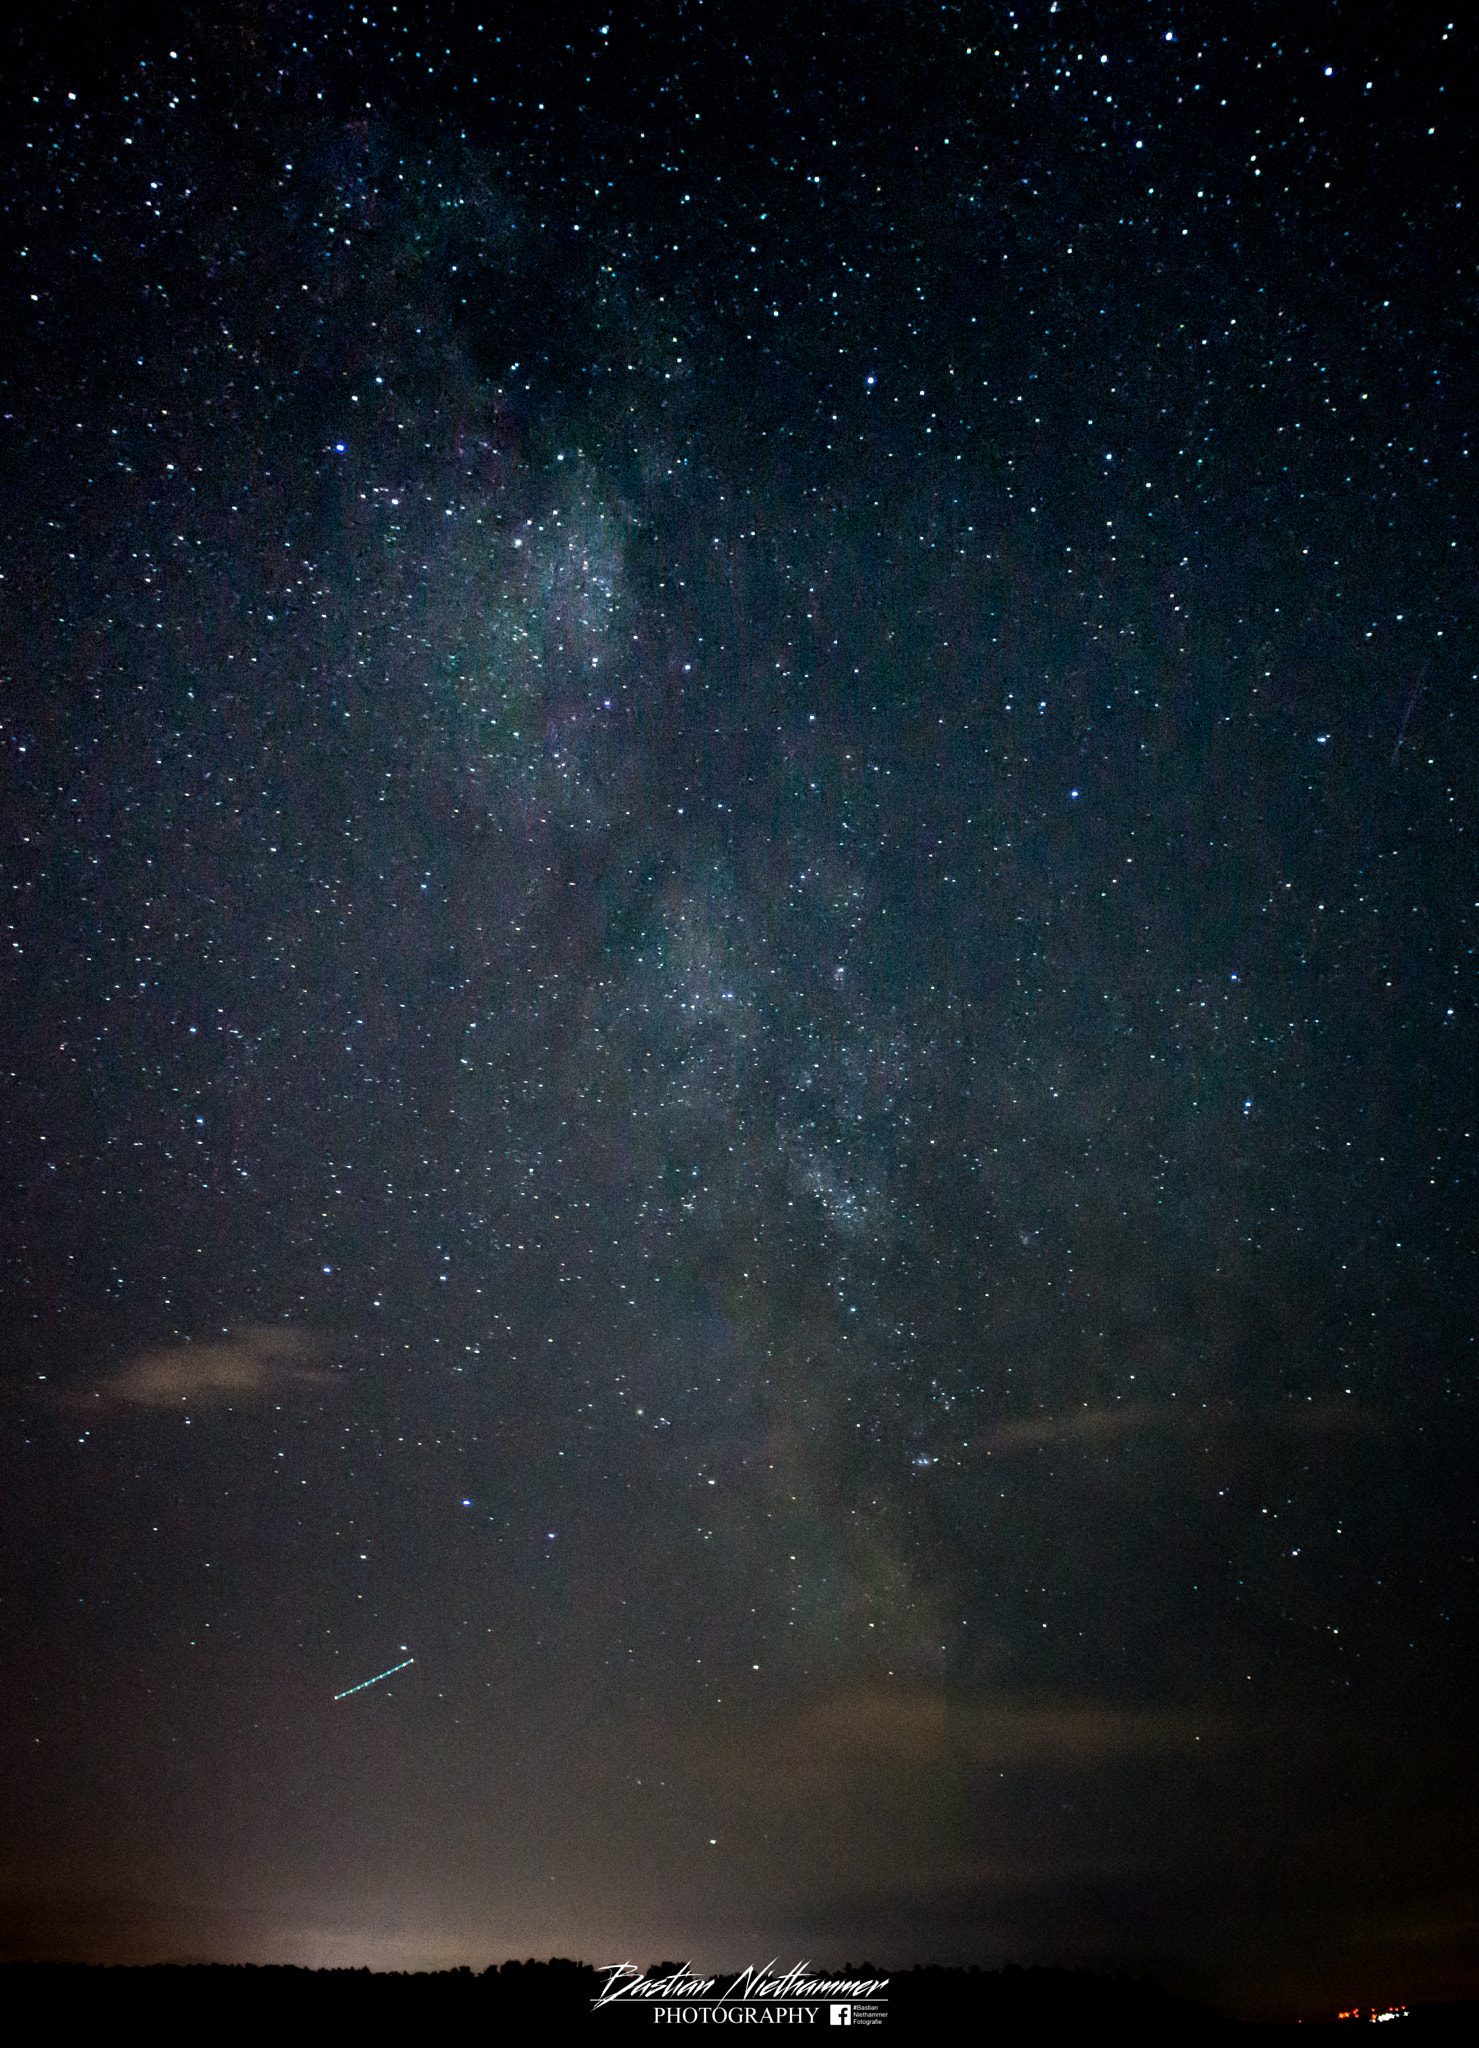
[333, 1655, 415, 1701]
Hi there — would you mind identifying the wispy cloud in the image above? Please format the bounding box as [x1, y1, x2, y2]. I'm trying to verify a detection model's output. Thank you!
[82, 1327, 336, 1410]
[771, 1688, 1214, 1777]
[977, 1395, 1384, 1457]
[981, 1403, 1166, 1453]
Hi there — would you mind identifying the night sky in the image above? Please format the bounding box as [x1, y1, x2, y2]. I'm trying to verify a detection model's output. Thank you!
[2, 0, 1476, 2020]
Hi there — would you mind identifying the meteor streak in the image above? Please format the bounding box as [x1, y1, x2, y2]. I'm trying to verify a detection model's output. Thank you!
[333, 1655, 414, 1701]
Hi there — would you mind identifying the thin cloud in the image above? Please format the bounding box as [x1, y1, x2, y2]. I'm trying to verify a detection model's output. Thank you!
[701, 1687, 1223, 1821]
[979, 1396, 1386, 1456]
[84, 1327, 336, 1410]
[782, 1688, 1213, 1774]
[982, 1403, 1166, 1453]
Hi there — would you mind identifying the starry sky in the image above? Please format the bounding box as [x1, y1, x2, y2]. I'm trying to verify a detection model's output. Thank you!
[1, 0, 1475, 2020]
